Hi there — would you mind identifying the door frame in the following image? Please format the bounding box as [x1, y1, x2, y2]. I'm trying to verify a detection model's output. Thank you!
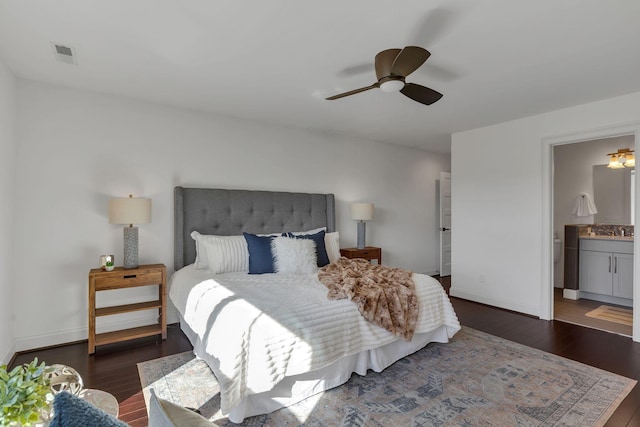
[542, 121, 640, 342]
[439, 172, 452, 276]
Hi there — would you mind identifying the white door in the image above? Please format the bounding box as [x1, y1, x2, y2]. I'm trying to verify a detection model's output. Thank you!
[439, 172, 452, 276]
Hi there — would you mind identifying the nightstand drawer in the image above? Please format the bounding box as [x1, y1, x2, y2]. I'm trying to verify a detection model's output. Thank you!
[95, 271, 162, 290]
[340, 247, 382, 264]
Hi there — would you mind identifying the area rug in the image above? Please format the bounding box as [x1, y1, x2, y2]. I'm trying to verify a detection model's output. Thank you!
[138, 327, 636, 426]
[585, 305, 633, 327]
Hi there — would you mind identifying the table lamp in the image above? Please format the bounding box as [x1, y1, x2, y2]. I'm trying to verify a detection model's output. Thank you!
[350, 202, 374, 249]
[108, 195, 151, 269]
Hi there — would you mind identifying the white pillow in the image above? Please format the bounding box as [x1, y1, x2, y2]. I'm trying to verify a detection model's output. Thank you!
[202, 235, 249, 274]
[271, 237, 318, 274]
[191, 231, 249, 271]
[325, 231, 340, 263]
[191, 231, 212, 269]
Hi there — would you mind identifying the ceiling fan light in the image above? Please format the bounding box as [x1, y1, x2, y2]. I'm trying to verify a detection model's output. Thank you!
[379, 80, 405, 93]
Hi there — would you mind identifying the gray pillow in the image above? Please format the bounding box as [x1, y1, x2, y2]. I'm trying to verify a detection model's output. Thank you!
[148, 388, 212, 427]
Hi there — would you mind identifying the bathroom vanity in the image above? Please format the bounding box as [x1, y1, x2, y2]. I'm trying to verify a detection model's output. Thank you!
[579, 236, 633, 307]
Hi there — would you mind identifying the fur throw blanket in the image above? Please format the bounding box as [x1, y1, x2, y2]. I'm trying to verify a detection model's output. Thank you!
[318, 257, 418, 341]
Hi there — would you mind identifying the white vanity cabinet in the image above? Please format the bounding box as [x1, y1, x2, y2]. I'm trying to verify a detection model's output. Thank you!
[579, 238, 633, 304]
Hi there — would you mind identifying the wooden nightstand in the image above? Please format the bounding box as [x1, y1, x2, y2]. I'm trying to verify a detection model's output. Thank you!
[340, 247, 382, 264]
[88, 263, 166, 354]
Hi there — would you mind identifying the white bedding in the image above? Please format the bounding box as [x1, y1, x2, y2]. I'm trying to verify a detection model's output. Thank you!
[169, 265, 460, 422]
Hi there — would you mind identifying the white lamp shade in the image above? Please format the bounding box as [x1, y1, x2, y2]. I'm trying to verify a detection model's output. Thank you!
[109, 196, 152, 225]
[350, 203, 374, 221]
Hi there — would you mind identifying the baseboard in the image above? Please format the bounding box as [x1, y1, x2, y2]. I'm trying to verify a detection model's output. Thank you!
[1, 339, 16, 365]
[449, 288, 539, 317]
[15, 326, 88, 353]
[578, 291, 633, 308]
[14, 311, 180, 353]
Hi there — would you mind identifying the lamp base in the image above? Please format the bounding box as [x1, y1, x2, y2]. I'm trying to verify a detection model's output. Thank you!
[123, 226, 139, 269]
[356, 221, 367, 249]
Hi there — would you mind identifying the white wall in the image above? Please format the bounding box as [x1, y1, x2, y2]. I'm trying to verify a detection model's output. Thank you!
[11, 80, 450, 352]
[0, 59, 16, 364]
[451, 91, 640, 317]
[553, 135, 634, 287]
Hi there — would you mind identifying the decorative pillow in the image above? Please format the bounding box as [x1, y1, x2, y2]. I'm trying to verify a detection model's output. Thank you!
[243, 232, 276, 274]
[287, 229, 329, 267]
[271, 237, 318, 274]
[325, 231, 341, 263]
[50, 391, 128, 427]
[201, 235, 249, 274]
[190, 231, 219, 269]
[191, 231, 205, 269]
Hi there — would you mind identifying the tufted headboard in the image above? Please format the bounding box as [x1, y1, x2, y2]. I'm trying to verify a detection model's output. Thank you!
[174, 186, 336, 271]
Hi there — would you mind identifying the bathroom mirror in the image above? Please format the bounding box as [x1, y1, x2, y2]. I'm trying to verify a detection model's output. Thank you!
[593, 164, 633, 224]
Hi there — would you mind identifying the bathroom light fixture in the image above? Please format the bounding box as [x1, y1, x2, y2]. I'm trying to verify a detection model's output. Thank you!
[351, 203, 374, 249]
[607, 148, 635, 169]
[109, 194, 152, 269]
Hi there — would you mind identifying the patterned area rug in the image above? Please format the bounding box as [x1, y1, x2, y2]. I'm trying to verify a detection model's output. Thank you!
[585, 305, 633, 327]
[138, 327, 635, 426]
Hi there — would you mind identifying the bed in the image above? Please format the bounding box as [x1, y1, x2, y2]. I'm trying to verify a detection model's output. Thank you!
[169, 186, 461, 423]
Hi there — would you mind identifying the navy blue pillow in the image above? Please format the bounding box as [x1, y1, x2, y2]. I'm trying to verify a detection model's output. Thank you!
[288, 230, 329, 267]
[243, 232, 276, 274]
[50, 391, 128, 427]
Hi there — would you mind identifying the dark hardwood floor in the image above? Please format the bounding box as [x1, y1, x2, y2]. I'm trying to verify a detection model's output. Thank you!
[10, 324, 192, 426]
[10, 278, 640, 426]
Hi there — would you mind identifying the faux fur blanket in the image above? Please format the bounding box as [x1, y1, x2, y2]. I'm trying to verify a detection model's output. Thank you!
[318, 257, 418, 341]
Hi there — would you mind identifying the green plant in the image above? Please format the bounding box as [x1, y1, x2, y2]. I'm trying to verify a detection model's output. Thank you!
[105, 260, 114, 267]
[0, 358, 52, 426]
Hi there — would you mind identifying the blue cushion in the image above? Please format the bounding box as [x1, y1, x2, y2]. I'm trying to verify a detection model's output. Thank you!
[243, 233, 276, 274]
[288, 230, 329, 267]
[50, 391, 128, 427]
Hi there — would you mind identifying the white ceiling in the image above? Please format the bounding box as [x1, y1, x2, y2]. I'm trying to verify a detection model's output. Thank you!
[1, 1, 639, 154]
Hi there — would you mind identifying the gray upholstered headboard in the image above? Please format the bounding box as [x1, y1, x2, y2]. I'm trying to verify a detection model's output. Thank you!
[174, 186, 336, 270]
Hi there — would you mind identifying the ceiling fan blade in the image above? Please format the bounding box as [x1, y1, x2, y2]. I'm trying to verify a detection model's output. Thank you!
[326, 83, 379, 100]
[375, 49, 401, 80]
[390, 46, 431, 77]
[400, 83, 443, 105]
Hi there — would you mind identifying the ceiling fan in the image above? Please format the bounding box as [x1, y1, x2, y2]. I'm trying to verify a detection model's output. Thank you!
[326, 46, 443, 106]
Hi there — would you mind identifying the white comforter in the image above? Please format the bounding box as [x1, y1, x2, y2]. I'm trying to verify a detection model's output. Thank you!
[169, 265, 460, 416]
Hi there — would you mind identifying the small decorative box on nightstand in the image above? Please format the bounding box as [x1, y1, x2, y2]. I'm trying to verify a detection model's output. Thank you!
[340, 247, 382, 264]
[88, 263, 166, 354]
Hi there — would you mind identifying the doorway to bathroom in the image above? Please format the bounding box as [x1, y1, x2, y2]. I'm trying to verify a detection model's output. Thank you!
[552, 135, 635, 337]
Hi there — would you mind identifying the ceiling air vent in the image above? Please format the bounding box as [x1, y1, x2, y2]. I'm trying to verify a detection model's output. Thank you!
[51, 42, 78, 65]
